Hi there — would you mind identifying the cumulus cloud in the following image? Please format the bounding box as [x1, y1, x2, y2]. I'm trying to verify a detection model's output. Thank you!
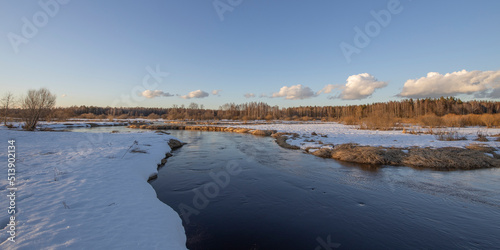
[271, 84, 316, 100]
[180, 90, 209, 99]
[140, 90, 174, 99]
[212, 89, 222, 96]
[318, 73, 387, 100]
[399, 70, 500, 98]
[244, 93, 256, 98]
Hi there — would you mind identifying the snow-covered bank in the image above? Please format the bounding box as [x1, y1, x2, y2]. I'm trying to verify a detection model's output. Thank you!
[0, 128, 187, 249]
[5, 121, 130, 130]
[232, 123, 500, 150]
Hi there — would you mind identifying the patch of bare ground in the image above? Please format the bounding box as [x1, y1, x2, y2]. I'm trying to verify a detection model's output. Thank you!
[402, 147, 500, 170]
[273, 133, 300, 150]
[250, 129, 276, 136]
[301, 143, 500, 170]
[330, 144, 405, 166]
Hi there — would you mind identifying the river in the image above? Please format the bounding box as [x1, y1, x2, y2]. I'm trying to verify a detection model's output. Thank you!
[147, 130, 500, 250]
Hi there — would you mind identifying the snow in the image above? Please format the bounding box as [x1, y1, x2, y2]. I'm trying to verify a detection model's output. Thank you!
[233, 123, 500, 150]
[0, 126, 187, 249]
[5, 121, 129, 130]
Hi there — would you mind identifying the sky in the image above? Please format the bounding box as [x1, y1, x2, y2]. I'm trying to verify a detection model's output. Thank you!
[1, 0, 500, 109]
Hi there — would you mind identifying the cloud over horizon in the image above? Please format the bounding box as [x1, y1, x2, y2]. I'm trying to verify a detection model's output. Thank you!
[399, 70, 500, 98]
[212, 89, 222, 96]
[180, 90, 209, 99]
[271, 84, 316, 100]
[319, 73, 387, 100]
[140, 90, 174, 99]
[244, 93, 256, 98]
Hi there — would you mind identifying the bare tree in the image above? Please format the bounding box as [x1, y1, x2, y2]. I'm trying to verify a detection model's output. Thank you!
[21, 88, 56, 131]
[1, 92, 14, 126]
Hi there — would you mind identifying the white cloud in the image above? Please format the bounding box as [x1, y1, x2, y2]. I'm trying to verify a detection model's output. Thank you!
[181, 90, 209, 99]
[271, 84, 316, 100]
[244, 93, 256, 98]
[399, 70, 500, 98]
[259, 93, 268, 98]
[212, 89, 222, 96]
[319, 73, 387, 100]
[61, 94, 67, 98]
[317, 85, 338, 95]
[140, 90, 174, 99]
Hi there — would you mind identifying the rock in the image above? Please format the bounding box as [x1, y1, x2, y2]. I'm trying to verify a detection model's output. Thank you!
[147, 173, 158, 182]
[168, 139, 184, 150]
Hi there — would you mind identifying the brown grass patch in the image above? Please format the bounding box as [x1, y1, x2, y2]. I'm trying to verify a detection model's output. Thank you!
[434, 130, 467, 141]
[330, 144, 405, 165]
[465, 144, 496, 154]
[402, 147, 500, 170]
[306, 143, 500, 170]
[233, 128, 250, 133]
[251, 130, 275, 136]
[275, 135, 300, 150]
[311, 148, 333, 158]
[474, 131, 489, 142]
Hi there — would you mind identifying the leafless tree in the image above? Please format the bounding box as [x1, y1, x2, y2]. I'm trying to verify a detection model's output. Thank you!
[1, 92, 15, 126]
[21, 88, 56, 131]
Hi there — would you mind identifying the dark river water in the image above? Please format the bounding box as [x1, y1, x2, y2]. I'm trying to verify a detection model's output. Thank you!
[147, 130, 500, 250]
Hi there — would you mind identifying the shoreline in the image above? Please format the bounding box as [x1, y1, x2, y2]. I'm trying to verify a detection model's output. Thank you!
[129, 124, 500, 170]
[148, 138, 185, 181]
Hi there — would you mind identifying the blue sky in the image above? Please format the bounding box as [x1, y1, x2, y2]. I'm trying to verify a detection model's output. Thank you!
[1, 0, 499, 109]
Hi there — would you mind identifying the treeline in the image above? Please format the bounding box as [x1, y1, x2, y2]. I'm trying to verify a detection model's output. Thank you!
[4, 97, 500, 124]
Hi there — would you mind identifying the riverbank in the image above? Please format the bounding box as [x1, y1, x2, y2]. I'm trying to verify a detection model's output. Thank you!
[129, 123, 500, 170]
[0, 127, 187, 249]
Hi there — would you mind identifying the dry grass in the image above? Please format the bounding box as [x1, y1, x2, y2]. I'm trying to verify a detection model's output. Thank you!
[359, 113, 402, 130]
[311, 148, 333, 158]
[402, 147, 500, 170]
[330, 144, 405, 165]
[275, 134, 300, 150]
[465, 144, 497, 155]
[418, 114, 443, 127]
[233, 128, 250, 133]
[251, 129, 275, 136]
[306, 143, 500, 170]
[434, 130, 467, 141]
[475, 131, 489, 142]
[343, 114, 500, 131]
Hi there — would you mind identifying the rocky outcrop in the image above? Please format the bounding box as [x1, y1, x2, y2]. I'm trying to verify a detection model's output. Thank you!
[167, 139, 185, 150]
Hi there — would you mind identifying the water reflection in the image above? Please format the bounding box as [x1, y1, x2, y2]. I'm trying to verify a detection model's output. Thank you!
[151, 130, 500, 250]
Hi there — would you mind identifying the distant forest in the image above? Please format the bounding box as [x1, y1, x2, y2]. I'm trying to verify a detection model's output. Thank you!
[4, 97, 500, 127]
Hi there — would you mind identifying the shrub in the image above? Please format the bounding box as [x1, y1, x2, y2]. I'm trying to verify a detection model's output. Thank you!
[434, 130, 467, 141]
[418, 114, 443, 127]
[475, 131, 489, 142]
[21, 88, 56, 131]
